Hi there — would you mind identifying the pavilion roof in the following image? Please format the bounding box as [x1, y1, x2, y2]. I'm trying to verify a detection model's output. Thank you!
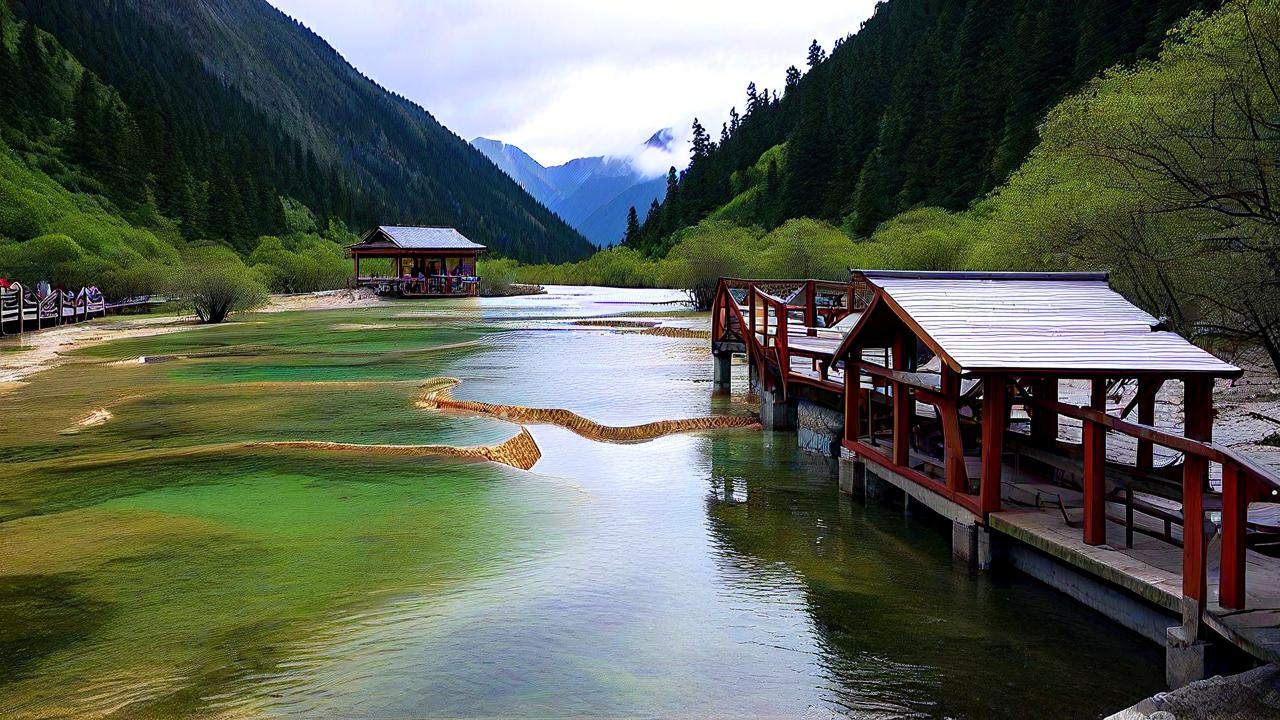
[351, 226, 486, 251]
[836, 270, 1241, 377]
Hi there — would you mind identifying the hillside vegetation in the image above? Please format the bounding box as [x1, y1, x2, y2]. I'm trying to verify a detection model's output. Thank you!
[627, 0, 1216, 253]
[0, 0, 591, 300]
[506, 0, 1280, 373]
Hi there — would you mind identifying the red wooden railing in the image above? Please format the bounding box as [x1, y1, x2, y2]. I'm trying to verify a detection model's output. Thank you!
[1021, 391, 1280, 612]
[0, 283, 106, 335]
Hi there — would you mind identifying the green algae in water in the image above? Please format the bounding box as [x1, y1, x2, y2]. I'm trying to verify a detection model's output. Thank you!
[0, 293, 1167, 718]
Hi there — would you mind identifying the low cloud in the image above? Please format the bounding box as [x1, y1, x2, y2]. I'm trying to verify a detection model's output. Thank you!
[268, 0, 877, 165]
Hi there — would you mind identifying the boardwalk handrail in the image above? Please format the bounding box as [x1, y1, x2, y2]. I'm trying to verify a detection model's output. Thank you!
[0, 282, 107, 336]
[1019, 391, 1280, 612]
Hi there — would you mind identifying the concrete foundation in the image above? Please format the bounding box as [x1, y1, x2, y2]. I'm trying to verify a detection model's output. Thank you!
[1002, 540, 1178, 646]
[759, 389, 796, 431]
[712, 353, 732, 393]
[1166, 626, 1211, 689]
[952, 522, 993, 570]
[838, 452, 862, 495]
[796, 400, 843, 456]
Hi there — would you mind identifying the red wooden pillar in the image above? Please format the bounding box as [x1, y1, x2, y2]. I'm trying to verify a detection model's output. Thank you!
[844, 352, 861, 445]
[1030, 377, 1059, 444]
[1220, 462, 1247, 610]
[1082, 420, 1107, 546]
[1083, 378, 1109, 546]
[1136, 377, 1159, 471]
[891, 331, 911, 467]
[1182, 376, 1213, 607]
[941, 366, 968, 494]
[805, 280, 817, 335]
[352, 253, 360, 286]
[980, 374, 1007, 515]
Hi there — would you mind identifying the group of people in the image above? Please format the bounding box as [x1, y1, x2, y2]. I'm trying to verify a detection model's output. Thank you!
[402, 263, 472, 294]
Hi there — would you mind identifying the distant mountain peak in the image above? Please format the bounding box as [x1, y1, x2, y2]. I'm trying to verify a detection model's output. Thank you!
[644, 128, 677, 152]
[471, 135, 669, 247]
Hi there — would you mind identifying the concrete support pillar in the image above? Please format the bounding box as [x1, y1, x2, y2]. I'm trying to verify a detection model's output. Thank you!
[759, 388, 796, 431]
[838, 453, 863, 495]
[952, 522, 993, 571]
[1166, 626, 1210, 689]
[748, 361, 761, 394]
[712, 352, 732, 393]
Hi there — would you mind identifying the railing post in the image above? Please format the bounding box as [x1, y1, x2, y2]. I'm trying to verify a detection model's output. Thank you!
[980, 374, 1007, 515]
[891, 329, 911, 467]
[805, 280, 816, 335]
[1221, 462, 1247, 610]
[1083, 417, 1107, 546]
[1182, 376, 1213, 620]
[941, 366, 968, 494]
[1137, 377, 1159, 471]
[844, 353, 861, 445]
[1082, 378, 1109, 545]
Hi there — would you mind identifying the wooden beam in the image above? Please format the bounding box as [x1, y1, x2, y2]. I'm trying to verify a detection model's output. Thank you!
[1136, 377, 1159, 471]
[941, 366, 968, 494]
[1083, 379, 1109, 546]
[1220, 462, 1247, 610]
[844, 353, 861, 444]
[891, 330, 911, 467]
[1030, 378, 1058, 443]
[1182, 376, 1213, 611]
[981, 374, 1007, 515]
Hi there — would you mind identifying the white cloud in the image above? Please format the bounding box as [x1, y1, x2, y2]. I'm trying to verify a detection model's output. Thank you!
[267, 0, 878, 166]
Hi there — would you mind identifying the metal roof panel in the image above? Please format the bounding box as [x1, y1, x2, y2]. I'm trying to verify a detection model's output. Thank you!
[868, 275, 1240, 376]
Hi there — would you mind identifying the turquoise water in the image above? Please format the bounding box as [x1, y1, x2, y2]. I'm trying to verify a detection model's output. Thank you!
[0, 287, 1162, 718]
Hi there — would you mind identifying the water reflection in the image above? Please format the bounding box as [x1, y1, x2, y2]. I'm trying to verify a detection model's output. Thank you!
[0, 286, 1162, 718]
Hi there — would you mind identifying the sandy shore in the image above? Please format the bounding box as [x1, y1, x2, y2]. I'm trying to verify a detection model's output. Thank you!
[0, 290, 383, 387]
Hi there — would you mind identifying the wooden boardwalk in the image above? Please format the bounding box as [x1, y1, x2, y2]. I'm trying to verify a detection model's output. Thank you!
[0, 282, 107, 335]
[711, 273, 1280, 677]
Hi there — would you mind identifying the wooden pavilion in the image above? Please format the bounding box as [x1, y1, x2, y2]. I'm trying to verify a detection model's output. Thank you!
[348, 226, 484, 297]
[710, 271, 1280, 673]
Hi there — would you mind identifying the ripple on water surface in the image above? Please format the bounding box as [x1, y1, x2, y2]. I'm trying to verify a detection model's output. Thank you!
[0, 287, 1162, 719]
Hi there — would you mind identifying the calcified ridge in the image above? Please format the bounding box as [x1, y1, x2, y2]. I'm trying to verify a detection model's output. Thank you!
[415, 377, 759, 442]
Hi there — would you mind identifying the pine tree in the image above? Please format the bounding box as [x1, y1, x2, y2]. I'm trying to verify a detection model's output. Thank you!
[622, 206, 641, 246]
[745, 82, 760, 114]
[785, 65, 802, 89]
[17, 21, 55, 122]
[690, 118, 712, 161]
[806, 39, 826, 68]
[69, 71, 101, 170]
[0, 10, 13, 119]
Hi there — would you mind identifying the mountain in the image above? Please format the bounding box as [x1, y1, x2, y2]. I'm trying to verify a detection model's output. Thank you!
[632, 0, 1219, 255]
[16, 0, 594, 263]
[472, 135, 670, 247]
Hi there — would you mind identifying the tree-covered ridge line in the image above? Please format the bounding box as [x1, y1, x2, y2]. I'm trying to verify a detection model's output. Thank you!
[627, 0, 1219, 256]
[513, 0, 1280, 374]
[0, 4, 361, 300]
[8, 0, 592, 264]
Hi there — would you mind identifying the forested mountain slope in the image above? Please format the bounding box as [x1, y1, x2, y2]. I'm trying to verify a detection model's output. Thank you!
[13, 0, 592, 263]
[632, 0, 1219, 255]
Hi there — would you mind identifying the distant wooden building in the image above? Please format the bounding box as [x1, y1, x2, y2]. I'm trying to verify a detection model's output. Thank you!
[348, 226, 485, 297]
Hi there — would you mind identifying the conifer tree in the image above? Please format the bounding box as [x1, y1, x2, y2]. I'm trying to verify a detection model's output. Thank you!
[785, 65, 802, 89]
[0, 10, 12, 118]
[623, 206, 641, 246]
[806, 39, 826, 68]
[17, 21, 55, 122]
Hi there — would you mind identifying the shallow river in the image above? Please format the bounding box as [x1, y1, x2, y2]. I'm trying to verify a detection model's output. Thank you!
[0, 286, 1163, 718]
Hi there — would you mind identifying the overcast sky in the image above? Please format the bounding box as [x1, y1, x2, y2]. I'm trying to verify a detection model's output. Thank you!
[266, 0, 879, 169]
